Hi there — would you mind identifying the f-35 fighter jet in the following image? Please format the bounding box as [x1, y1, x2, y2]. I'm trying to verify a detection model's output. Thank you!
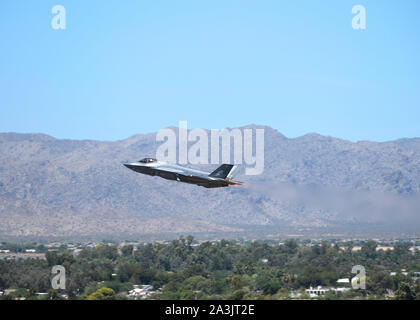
[123, 158, 242, 188]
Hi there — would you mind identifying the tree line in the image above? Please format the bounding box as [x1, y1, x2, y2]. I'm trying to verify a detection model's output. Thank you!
[0, 237, 419, 300]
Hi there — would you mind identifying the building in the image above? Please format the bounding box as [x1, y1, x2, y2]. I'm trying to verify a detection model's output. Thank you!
[384, 289, 395, 299]
[72, 249, 83, 257]
[336, 278, 350, 284]
[3, 289, 16, 296]
[305, 286, 350, 297]
[128, 285, 155, 299]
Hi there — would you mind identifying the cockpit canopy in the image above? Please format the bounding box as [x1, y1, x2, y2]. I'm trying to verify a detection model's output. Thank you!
[138, 158, 157, 163]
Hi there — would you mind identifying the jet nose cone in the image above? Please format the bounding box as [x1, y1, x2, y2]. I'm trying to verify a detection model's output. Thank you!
[123, 163, 133, 169]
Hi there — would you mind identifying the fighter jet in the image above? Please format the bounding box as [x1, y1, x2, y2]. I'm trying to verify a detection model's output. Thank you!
[123, 158, 242, 188]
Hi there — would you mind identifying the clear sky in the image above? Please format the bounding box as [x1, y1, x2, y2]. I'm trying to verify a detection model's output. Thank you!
[0, 0, 419, 142]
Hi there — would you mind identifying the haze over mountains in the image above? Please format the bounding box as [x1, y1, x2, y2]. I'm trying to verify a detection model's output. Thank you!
[0, 125, 419, 240]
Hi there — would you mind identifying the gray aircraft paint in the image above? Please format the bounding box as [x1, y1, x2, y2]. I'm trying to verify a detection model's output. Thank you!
[124, 158, 242, 188]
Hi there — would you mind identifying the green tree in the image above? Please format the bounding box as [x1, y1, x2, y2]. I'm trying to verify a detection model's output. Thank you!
[227, 289, 245, 300]
[120, 245, 133, 257]
[28, 285, 37, 298]
[361, 240, 377, 260]
[45, 289, 65, 300]
[231, 275, 243, 290]
[284, 239, 298, 254]
[87, 287, 116, 300]
[395, 282, 416, 300]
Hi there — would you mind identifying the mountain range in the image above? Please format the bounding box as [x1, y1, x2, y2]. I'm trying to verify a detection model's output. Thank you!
[0, 125, 419, 241]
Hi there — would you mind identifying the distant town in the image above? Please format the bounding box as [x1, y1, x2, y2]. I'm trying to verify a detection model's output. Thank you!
[1, 237, 419, 300]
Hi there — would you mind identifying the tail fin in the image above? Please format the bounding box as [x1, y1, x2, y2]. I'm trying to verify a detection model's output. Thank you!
[209, 164, 238, 179]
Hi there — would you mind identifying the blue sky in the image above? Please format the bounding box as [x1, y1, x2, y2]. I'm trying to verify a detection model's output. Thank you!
[0, 0, 419, 141]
